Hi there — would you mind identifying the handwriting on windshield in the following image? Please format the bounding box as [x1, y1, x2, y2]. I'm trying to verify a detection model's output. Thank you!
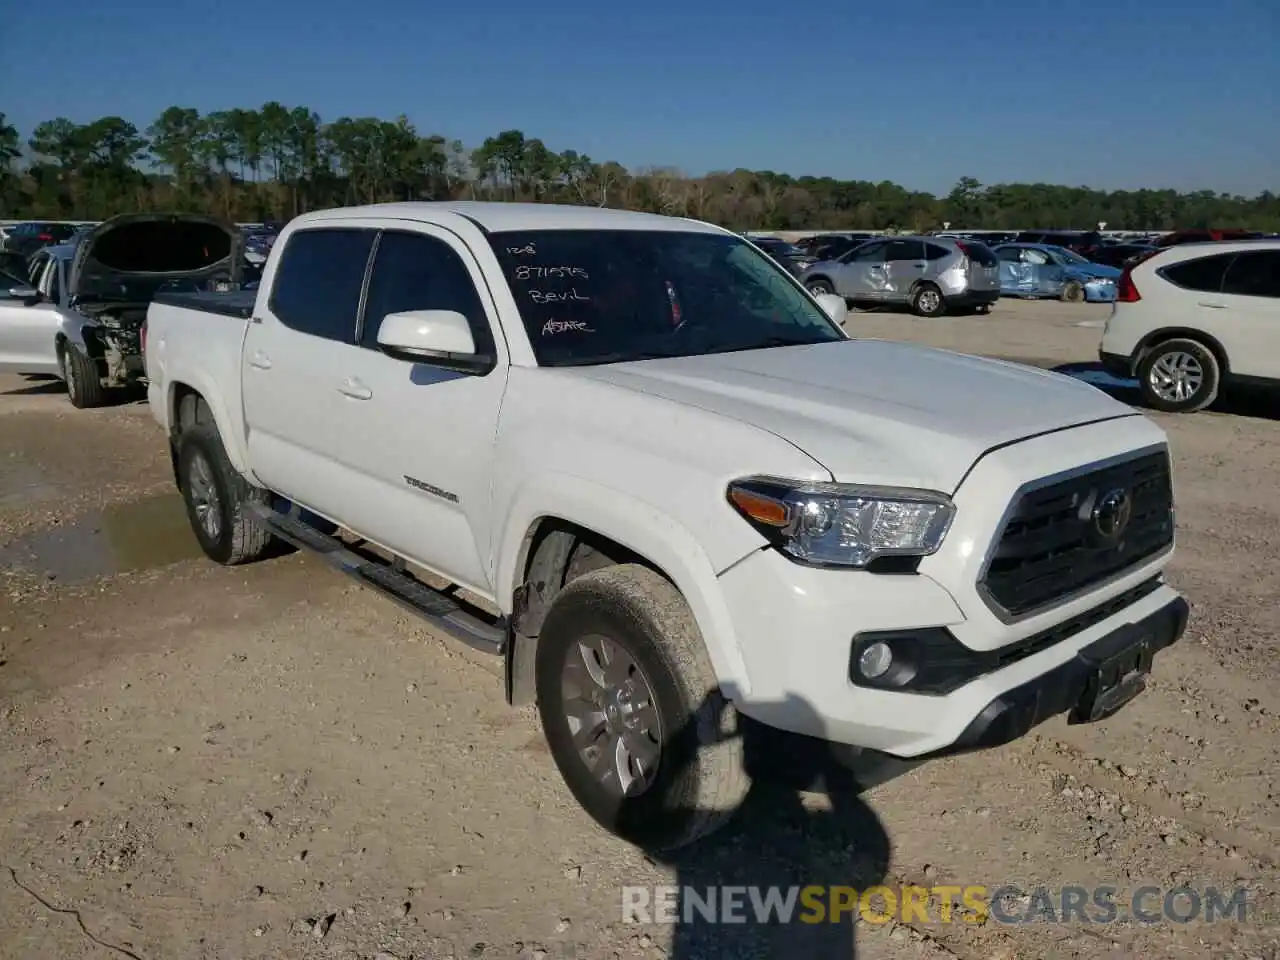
[529, 288, 589, 304]
[507, 243, 537, 256]
[514, 265, 589, 280]
[542, 318, 593, 335]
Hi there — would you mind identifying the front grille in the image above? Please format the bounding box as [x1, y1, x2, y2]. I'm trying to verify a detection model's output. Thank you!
[980, 449, 1174, 619]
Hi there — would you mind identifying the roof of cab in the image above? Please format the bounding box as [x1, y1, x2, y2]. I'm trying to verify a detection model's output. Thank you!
[293, 201, 728, 235]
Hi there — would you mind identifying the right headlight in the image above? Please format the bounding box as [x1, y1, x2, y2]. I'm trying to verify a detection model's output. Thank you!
[726, 476, 955, 568]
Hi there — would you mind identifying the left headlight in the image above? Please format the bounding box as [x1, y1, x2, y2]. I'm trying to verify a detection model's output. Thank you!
[726, 476, 955, 568]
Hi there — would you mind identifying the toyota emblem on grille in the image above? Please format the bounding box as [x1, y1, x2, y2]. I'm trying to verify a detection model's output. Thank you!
[1092, 487, 1133, 542]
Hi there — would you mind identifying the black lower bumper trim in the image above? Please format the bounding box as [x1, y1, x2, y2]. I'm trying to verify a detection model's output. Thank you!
[945, 594, 1188, 754]
[1099, 350, 1132, 378]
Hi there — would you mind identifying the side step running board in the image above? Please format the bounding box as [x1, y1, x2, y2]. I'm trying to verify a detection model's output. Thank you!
[249, 504, 507, 656]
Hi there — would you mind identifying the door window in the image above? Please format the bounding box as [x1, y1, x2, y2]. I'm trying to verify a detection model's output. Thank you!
[847, 240, 889, 263]
[995, 246, 1022, 262]
[923, 243, 951, 260]
[1221, 250, 1280, 299]
[883, 240, 925, 261]
[1021, 248, 1050, 266]
[360, 231, 495, 355]
[268, 228, 377, 342]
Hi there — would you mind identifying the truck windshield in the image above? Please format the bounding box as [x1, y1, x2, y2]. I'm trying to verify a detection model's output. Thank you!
[488, 229, 845, 367]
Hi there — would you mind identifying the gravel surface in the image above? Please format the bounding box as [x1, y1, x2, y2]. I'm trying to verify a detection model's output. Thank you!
[1, 299, 1277, 959]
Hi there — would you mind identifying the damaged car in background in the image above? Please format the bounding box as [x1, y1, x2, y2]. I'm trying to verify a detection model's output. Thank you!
[0, 213, 243, 408]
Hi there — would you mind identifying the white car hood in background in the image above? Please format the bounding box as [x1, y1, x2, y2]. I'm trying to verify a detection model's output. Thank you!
[573, 339, 1136, 493]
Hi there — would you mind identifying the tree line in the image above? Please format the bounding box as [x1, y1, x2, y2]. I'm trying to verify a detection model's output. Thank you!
[1, 105, 1277, 232]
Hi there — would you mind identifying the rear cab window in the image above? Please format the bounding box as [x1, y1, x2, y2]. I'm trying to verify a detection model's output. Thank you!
[268, 228, 376, 342]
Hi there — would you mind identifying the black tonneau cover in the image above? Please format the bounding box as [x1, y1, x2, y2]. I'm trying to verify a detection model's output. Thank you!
[153, 289, 257, 319]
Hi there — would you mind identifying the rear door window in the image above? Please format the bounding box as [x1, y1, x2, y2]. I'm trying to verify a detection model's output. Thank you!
[269, 228, 377, 342]
[883, 239, 924, 261]
[1221, 251, 1280, 299]
[923, 243, 951, 260]
[1158, 252, 1236, 293]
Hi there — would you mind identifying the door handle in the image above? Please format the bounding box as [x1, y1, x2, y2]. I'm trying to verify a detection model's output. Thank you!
[248, 350, 272, 370]
[337, 377, 372, 400]
[1197, 301, 1226, 309]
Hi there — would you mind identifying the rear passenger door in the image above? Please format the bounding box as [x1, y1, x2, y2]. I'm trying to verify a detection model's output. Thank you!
[336, 227, 509, 593]
[882, 239, 926, 302]
[241, 226, 377, 523]
[1217, 250, 1280, 381]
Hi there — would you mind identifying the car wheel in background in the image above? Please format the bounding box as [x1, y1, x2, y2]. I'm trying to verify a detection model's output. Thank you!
[1061, 280, 1085, 302]
[805, 278, 835, 297]
[1136, 338, 1221, 413]
[909, 283, 945, 317]
[63, 346, 105, 409]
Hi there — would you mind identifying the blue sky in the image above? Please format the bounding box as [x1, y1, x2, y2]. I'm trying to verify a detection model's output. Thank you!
[3, 0, 1276, 196]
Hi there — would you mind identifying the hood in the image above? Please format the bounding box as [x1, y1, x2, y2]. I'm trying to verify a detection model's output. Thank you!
[571, 340, 1136, 493]
[1065, 262, 1121, 281]
[69, 213, 243, 301]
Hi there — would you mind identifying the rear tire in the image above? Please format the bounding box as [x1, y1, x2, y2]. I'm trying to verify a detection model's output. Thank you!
[535, 564, 748, 851]
[1136, 338, 1220, 413]
[177, 423, 276, 564]
[63, 347, 105, 409]
[909, 282, 946, 317]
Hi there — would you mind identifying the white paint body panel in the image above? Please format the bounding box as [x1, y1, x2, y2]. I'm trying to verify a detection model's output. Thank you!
[146, 201, 1183, 756]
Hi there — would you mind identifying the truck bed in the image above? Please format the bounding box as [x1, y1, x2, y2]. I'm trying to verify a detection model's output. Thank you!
[152, 288, 257, 319]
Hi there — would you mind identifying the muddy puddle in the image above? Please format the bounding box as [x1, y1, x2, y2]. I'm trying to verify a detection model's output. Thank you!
[0, 494, 202, 583]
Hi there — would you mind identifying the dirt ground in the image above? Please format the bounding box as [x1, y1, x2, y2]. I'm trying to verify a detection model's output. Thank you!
[1, 299, 1277, 960]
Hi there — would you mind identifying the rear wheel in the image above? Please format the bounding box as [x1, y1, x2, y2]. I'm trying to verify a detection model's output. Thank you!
[536, 564, 747, 850]
[909, 282, 945, 317]
[63, 346, 105, 409]
[177, 423, 276, 564]
[1137, 338, 1220, 413]
[805, 278, 834, 297]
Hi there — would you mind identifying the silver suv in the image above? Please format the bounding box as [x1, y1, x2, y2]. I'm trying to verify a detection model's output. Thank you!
[802, 236, 1001, 316]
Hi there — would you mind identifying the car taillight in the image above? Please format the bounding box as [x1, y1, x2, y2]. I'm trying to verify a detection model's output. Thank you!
[1116, 267, 1141, 302]
[38, 233, 53, 242]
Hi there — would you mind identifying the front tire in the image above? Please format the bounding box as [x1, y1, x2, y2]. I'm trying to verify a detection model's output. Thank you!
[1137, 338, 1221, 413]
[535, 564, 748, 851]
[1061, 280, 1085, 303]
[177, 424, 276, 564]
[909, 282, 946, 317]
[805, 278, 835, 297]
[63, 347, 105, 409]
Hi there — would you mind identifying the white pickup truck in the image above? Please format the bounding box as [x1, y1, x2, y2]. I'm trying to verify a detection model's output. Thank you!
[145, 202, 1188, 850]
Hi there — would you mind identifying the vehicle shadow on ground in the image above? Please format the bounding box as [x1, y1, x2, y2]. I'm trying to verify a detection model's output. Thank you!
[1052, 362, 1279, 422]
[641, 694, 893, 959]
[0, 376, 65, 396]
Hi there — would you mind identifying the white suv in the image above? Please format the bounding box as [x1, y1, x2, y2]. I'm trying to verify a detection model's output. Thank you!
[1100, 239, 1280, 412]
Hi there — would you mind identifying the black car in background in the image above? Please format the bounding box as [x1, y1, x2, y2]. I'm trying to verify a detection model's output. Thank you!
[749, 236, 817, 276]
[800, 232, 877, 261]
[1, 221, 79, 258]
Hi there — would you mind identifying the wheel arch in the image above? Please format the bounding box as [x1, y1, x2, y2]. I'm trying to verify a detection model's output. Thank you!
[498, 487, 753, 708]
[1133, 327, 1230, 376]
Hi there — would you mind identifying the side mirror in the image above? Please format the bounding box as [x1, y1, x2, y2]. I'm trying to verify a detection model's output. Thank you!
[8, 286, 41, 304]
[815, 293, 847, 325]
[376, 309, 492, 373]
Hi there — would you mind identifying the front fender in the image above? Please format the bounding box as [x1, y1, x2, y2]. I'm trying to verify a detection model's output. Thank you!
[494, 472, 755, 698]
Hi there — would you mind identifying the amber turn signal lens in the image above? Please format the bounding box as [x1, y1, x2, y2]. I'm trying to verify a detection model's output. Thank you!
[728, 488, 789, 526]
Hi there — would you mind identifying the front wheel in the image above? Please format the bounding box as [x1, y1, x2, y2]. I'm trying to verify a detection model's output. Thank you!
[535, 564, 748, 851]
[805, 278, 835, 297]
[1136, 338, 1221, 413]
[1061, 280, 1085, 302]
[909, 283, 946, 317]
[63, 346, 105, 409]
